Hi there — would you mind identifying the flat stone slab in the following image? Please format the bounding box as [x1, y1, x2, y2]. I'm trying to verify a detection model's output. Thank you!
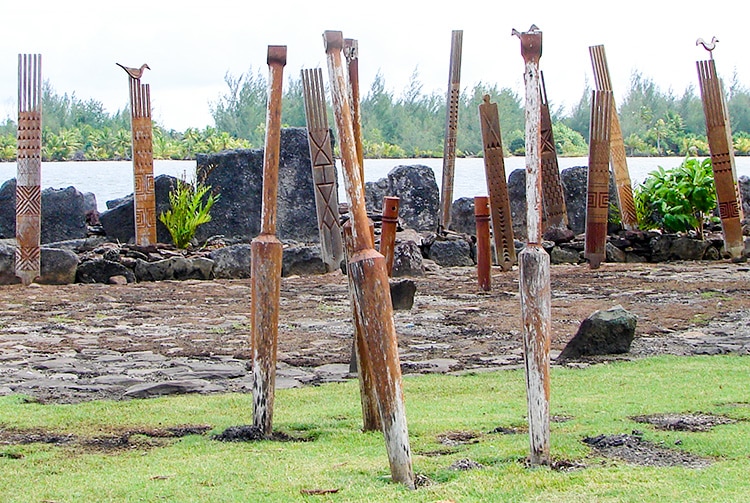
[123, 379, 224, 398]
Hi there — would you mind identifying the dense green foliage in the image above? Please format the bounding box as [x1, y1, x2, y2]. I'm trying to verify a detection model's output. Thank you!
[634, 156, 717, 235]
[158, 177, 219, 248]
[1, 69, 750, 162]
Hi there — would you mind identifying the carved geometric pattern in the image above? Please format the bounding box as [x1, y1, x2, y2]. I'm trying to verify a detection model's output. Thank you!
[697, 58, 744, 256]
[15, 185, 41, 215]
[128, 78, 156, 246]
[301, 68, 344, 271]
[439, 29, 463, 232]
[539, 74, 568, 229]
[585, 90, 613, 268]
[479, 95, 516, 270]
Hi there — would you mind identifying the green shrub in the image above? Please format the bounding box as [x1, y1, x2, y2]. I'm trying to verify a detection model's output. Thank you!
[159, 176, 219, 248]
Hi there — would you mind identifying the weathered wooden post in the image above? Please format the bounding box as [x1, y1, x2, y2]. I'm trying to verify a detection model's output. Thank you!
[539, 73, 569, 230]
[301, 68, 345, 272]
[324, 30, 415, 489]
[696, 38, 745, 259]
[585, 90, 613, 270]
[438, 29, 463, 234]
[251, 45, 286, 437]
[380, 196, 400, 276]
[478, 94, 516, 271]
[474, 195, 491, 291]
[15, 54, 42, 286]
[589, 45, 638, 230]
[513, 24, 551, 467]
[118, 62, 156, 246]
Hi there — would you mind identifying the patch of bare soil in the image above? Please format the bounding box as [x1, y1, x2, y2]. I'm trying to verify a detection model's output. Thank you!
[437, 430, 481, 446]
[582, 432, 712, 468]
[631, 413, 736, 432]
[211, 425, 312, 442]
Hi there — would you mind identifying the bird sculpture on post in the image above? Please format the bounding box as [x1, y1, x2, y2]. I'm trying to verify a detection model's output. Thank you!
[251, 45, 287, 437]
[116, 63, 150, 80]
[324, 30, 415, 489]
[513, 24, 552, 467]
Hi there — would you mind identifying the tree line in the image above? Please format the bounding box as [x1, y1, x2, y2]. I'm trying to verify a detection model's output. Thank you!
[1, 69, 749, 162]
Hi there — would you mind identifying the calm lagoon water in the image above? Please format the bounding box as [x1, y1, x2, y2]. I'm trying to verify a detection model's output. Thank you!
[1, 157, 749, 212]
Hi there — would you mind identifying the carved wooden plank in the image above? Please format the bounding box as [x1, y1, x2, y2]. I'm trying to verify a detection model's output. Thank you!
[251, 46, 287, 436]
[16, 54, 42, 286]
[589, 45, 637, 230]
[474, 196, 491, 291]
[438, 30, 463, 233]
[585, 90, 613, 269]
[324, 30, 414, 489]
[539, 73, 569, 230]
[478, 95, 516, 271]
[301, 68, 345, 271]
[697, 57, 744, 258]
[514, 25, 551, 467]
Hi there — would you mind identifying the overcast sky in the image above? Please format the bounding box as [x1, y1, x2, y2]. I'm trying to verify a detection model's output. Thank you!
[2, 0, 746, 132]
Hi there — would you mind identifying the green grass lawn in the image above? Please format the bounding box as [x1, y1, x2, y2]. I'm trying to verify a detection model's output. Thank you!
[1, 355, 749, 502]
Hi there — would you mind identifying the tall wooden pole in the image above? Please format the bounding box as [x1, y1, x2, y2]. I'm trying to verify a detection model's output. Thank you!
[324, 30, 415, 489]
[474, 195, 491, 291]
[696, 40, 745, 259]
[16, 54, 42, 286]
[585, 90, 613, 270]
[478, 95, 516, 271]
[251, 45, 287, 437]
[380, 196, 400, 276]
[438, 30, 463, 234]
[514, 25, 551, 466]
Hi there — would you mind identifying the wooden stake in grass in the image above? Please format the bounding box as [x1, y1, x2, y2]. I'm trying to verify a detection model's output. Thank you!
[380, 196, 400, 276]
[696, 40, 745, 259]
[438, 29, 463, 234]
[15, 54, 42, 286]
[324, 30, 415, 489]
[513, 24, 551, 467]
[474, 196, 491, 291]
[585, 90, 613, 270]
[251, 45, 286, 437]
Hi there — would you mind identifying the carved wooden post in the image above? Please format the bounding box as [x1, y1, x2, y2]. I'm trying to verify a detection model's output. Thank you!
[474, 196, 491, 291]
[438, 30, 463, 234]
[119, 63, 156, 246]
[380, 196, 400, 276]
[344, 39, 366, 183]
[16, 54, 42, 286]
[589, 45, 637, 230]
[324, 30, 415, 489]
[301, 68, 345, 271]
[585, 90, 613, 270]
[478, 95, 516, 271]
[539, 73, 569, 230]
[514, 25, 551, 467]
[696, 40, 745, 259]
[251, 46, 286, 437]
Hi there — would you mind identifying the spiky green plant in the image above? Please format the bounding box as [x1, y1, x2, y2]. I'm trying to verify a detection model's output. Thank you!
[159, 176, 219, 248]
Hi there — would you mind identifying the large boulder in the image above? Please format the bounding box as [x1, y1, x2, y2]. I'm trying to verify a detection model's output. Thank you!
[0, 179, 15, 239]
[365, 165, 439, 231]
[209, 244, 252, 279]
[0, 242, 78, 285]
[449, 197, 476, 236]
[99, 175, 174, 244]
[558, 305, 637, 360]
[560, 166, 619, 235]
[507, 169, 527, 239]
[194, 128, 324, 244]
[739, 175, 749, 222]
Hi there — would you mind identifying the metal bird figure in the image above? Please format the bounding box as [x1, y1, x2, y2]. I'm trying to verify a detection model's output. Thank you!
[696, 37, 719, 58]
[116, 62, 150, 79]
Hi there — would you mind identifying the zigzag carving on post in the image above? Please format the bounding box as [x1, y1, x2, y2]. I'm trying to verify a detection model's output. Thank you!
[16, 54, 42, 286]
[539, 73, 568, 230]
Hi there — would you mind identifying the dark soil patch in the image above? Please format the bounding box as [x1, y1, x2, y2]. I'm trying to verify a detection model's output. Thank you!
[583, 433, 712, 468]
[212, 425, 312, 442]
[437, 430, 480, 446]
[416, 447, 462, 457]
[631, 413, 736, 432]
[489, 425, 526, 435]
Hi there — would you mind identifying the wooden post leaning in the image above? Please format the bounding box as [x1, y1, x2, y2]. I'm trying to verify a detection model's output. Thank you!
[251, 46, 287, 437]
[118, 63, 156, 246]
[474, 196, 491, 291]
[380, 196, 400, 276]
[324, 30, 415, 489]
[585, 90, 613, 270]
[478, 95, 516, 271]
[589, 45, 638, 230]
[539, 73, 569, 230]
[16, 54, 42, 286]
[301, 68, 345, 272]
[438, 30, 463, 234]
[696, 40, 745, 259]
[513, 25, 551, 467]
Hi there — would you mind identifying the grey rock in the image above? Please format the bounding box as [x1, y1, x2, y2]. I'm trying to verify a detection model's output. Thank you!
[650, 234, 710, 262]
[605, 241, 627, 263]
[282, 244, 328, 276]
[507, 169, 528, 239]
[390, 278, 417, 310]
[76, 259, 136, 284]
[123, 379, 224, 398]
[560, 166, 619, 235]
[0, 242, 20, 285]
[392, 240, 424, 276]
[739, 175, 749, 221]
[134, 256, 214, 281]
[550, 245, 582, 265]
[99, 175, 174, 244]
[39, 247, 79, 285]
[365, 165, 439, 231]
[41, 186, 88, 244]
[209, 244, 252, 279]
[558, 305, 637, 360]
[0, 179, 14, 239]
[428, 238, 474, 267]
[449, 197, 476, 235]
